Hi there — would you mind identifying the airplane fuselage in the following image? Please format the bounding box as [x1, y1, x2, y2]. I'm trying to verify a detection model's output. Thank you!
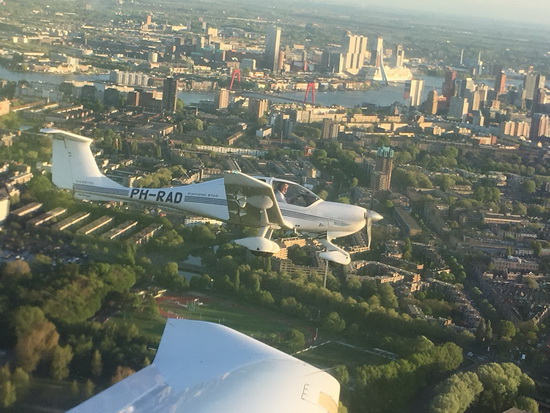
[75, 177, 366, 238]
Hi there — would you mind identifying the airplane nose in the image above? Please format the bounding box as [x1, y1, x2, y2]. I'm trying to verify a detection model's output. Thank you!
[365, 210, 383, 222]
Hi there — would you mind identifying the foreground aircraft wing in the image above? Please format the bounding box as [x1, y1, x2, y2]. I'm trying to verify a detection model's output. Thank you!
[68, 319, 339, 413]
[224, 171, 291, 230]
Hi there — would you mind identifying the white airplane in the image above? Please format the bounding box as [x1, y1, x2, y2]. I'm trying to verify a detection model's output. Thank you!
[41, 128, 382, 265]
[68, 319, 341, 413]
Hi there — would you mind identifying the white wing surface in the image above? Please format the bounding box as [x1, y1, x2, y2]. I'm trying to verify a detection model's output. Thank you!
[68, 319, 340, 413]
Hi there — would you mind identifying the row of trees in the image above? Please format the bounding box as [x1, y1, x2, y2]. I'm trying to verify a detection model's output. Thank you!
[429, 362, 538, 413]
[351, 341, 463, 412]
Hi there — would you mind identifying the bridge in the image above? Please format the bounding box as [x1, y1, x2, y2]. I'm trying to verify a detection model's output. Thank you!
[227, 69, 318, 105]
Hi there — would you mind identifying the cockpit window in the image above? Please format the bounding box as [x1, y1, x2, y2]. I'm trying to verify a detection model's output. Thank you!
[273, 180, 319, 207]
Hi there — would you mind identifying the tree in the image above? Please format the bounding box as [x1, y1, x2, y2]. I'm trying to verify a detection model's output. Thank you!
[51, 345, 74, 380]
[284, 329, 306, 353]
[91, 350, 102, 379]
[496, 320, 516, 340]
[1, 259, 31, 279]
[11, 368, 29, 396]
[521, 180, 536, 195]
[14, 306, 59, 373]
[194, 119, 204, 131]
[111, 366, 136, 384]
[333, 365, 350, 386]
[515, 396, 539, 413]
[0, 380, 16, 408]
[378, 284, 398, 309]
[429, 371, 483, 413]
[83, 379, 95, 398]
[323, 312, 346, 334]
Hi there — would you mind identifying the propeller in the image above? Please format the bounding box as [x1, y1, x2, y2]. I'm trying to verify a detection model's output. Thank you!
[365, 210, 383, 249]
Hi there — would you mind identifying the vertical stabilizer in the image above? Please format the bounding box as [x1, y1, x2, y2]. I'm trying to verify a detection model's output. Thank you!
[42, 128, 122, 190]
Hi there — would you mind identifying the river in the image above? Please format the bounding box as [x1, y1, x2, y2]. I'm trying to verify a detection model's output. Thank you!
[178, 75, 447, 108]
[0, 66, 521, 109]
[0, 66, 108, 83]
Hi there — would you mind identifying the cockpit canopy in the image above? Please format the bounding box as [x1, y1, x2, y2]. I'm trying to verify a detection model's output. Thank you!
[271, 179, 320, 207]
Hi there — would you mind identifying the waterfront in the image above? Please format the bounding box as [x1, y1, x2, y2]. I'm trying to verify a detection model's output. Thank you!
[0, 66, 108, 84]
[179, 75, 445, 108]
[0, 66, 518, 109]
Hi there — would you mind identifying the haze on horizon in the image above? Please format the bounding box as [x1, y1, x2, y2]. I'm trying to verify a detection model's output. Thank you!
[330, 0, 550, 26]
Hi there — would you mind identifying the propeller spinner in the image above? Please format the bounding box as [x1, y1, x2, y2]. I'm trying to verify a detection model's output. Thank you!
[365, 210, 383, 249]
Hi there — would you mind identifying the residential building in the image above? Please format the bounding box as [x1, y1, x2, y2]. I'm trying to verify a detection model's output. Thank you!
[216, 88, 230, 109]
[370, 146, 394, 191]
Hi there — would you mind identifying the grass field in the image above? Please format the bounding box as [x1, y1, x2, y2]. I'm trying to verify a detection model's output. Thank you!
[111, 311, 167, 339]
[296, 341, 389, 369]
[12, 378, 78, 413]
[157, 293, 315, 343]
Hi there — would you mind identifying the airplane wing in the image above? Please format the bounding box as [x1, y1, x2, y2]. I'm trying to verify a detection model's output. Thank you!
[224, 171, 291, 230]
[68, 319, 340, 413]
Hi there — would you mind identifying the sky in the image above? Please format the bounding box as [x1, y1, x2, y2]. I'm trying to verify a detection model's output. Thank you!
[346, 0, 550, 26]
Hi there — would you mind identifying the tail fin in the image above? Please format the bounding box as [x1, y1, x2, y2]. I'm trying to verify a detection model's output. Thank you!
[41, 128, 123, 191]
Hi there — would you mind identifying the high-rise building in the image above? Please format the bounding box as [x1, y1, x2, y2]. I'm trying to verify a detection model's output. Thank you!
[494, 71, 507, 97]
[442, 69, 457, 103]
[469, 90, 481, 112]
[393, 45, 404, 68]
[459, 77, 475, 98]
[424, 89, 438, 115]
[523, 73, 546, 102]
[162, 77, 178, 113]
[322, 118, 340, 140]
[477, 84, 490, 103]
[373, 36, 384, 67]
[371, 146, 394, 191]
[501, 120, 530, 137]
[249, 98, 269, 119]
[529, 113, 549, 139]
[531, 88, 547, 115]
[404, 78, 424, 107]
[216, 88, 230, 109]
[448, 96, 469, 121]
[341, 32, 368, 74]
[264, 27, 281, 73]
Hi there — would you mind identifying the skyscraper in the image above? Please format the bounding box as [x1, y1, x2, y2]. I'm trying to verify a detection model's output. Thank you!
[442, 69, 456, 103]
[532, 88, 547, 115]
[215, 88, 230, 109]
[322, 118, 340, 140]
[494, 71, 507, 97]
[162, 77, 178, 113]
[529, 113, 549, 140]
[264, 27, 281, 73]
[469, 90, 481, 112]
[249, 98, 269, 119]
[424, 89, 438, 115]
[523, 72, 546, 101]
[448, 96, 469, 121]
[373, 36, 384, 67]
[394, 45, 404, 68]
[341, 32, 368, 74]
[371, 146, 394, 191]
[404, 78, 424, 107]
